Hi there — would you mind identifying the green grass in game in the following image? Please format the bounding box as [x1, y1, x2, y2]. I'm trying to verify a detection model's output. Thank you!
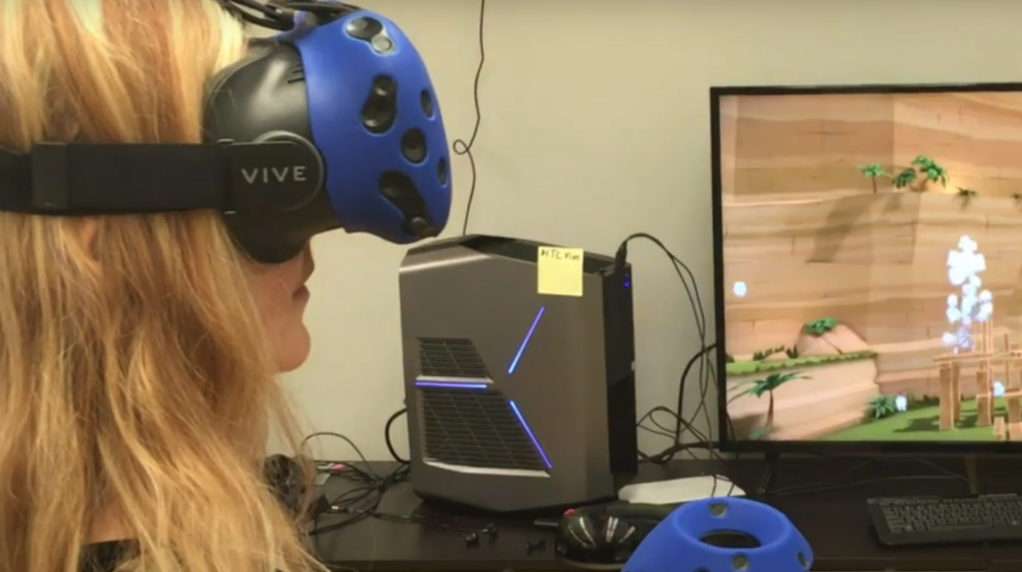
[726, 350, 877, 376]
[823, 397, 1008, 441]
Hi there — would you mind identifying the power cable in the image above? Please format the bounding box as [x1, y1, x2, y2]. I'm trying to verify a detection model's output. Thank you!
[456, 0, 487, 235]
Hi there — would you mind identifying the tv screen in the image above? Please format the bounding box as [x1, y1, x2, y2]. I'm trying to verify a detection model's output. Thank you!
[712, 83, 1022, 450]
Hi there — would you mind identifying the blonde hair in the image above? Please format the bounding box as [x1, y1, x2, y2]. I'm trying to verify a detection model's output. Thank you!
[0, 0, 324, 570]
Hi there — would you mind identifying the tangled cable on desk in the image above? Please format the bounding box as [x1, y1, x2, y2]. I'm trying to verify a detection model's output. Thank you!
[310, 461, 410, 536]
[309, 461, 500, 548]
[299, 430, 411, 536]
[304, 428, 503, 547]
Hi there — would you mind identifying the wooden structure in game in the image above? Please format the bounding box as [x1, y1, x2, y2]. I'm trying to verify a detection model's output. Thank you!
[934, 320, 1022, 440]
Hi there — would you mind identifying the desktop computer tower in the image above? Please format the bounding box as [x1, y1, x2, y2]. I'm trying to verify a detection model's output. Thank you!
[398, 235, 637, 512]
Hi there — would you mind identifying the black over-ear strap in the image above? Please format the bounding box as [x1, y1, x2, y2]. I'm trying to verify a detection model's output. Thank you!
[214, 0, 364, 31]
[0, 140, 322, 215]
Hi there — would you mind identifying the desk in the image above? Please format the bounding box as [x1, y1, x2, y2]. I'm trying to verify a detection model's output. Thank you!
[311, 457, 1016, 571]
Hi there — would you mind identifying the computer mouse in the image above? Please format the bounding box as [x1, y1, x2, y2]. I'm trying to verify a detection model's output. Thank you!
[555, 502, 676, 568]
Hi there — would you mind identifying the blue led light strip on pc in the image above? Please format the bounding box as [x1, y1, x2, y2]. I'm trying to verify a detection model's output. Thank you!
[414, 381, 489, 390]
[507, 306, 546, 375]
[508, 400, 553, 469]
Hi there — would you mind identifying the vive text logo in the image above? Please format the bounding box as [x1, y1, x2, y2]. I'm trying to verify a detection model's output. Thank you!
[241, 165, 309, 185]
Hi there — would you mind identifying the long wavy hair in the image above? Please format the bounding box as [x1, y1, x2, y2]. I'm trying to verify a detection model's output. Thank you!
[0, 1, 323, 570]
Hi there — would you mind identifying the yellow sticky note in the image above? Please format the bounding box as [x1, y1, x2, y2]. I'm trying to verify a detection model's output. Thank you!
[537, 246, 584, 297]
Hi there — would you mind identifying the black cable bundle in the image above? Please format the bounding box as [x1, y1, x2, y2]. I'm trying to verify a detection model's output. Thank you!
[613, 233, 720, 459]
[300, 431, 411, 536]
[311, 462, 411, 535]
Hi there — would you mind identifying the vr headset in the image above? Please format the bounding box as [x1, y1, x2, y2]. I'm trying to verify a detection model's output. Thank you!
[0, 0, 451, 263]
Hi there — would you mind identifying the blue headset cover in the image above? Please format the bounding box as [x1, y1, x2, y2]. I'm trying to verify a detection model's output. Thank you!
[282, 10, 451, 241]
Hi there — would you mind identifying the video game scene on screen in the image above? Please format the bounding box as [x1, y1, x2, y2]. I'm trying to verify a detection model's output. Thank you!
[720, 89, 1022, 443]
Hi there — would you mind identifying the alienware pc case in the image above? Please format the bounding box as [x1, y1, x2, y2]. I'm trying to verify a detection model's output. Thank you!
[398, 235, 637, 512]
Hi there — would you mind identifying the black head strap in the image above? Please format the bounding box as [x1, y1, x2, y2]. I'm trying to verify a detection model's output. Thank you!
[0, 140, 322, 215]
[214, 0, 362, 30]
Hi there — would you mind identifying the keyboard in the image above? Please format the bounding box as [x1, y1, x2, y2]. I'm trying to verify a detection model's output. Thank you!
[868, 494, 1022, 546]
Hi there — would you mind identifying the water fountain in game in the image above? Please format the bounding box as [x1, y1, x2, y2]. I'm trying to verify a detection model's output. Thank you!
[934, 236, 1022, 439]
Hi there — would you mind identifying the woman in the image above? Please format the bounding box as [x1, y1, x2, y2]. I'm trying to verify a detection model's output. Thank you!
[0, 0, 327, 570]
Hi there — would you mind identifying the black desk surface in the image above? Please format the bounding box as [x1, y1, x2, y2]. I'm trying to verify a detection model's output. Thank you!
[311, 456, 1022, 571]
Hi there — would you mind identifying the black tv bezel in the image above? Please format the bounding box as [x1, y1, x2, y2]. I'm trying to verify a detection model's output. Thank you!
[711, 81, 1022, 455]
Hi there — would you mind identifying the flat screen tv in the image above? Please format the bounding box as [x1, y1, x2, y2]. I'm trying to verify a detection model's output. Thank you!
[712, 82, 1022, 453]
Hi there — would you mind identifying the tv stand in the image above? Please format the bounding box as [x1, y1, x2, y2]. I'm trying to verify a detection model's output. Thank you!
[963, 454, 980, 494]
[758, 451, 779, 495]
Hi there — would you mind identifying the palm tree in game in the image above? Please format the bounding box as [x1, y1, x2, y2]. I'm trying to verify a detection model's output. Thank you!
[857, 164, 891, 194]
[731, 372, 808, 439]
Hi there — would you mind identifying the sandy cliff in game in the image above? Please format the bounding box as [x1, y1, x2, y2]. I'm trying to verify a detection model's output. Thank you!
[721, 91, 1022, 441]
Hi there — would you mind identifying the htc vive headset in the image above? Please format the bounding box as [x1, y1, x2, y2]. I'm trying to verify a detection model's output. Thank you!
[0, 0, 452, 263]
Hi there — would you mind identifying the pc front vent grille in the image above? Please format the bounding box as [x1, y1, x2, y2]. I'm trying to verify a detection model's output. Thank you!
[418, 338, 490, 378]
[418, 387, 546, 471]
